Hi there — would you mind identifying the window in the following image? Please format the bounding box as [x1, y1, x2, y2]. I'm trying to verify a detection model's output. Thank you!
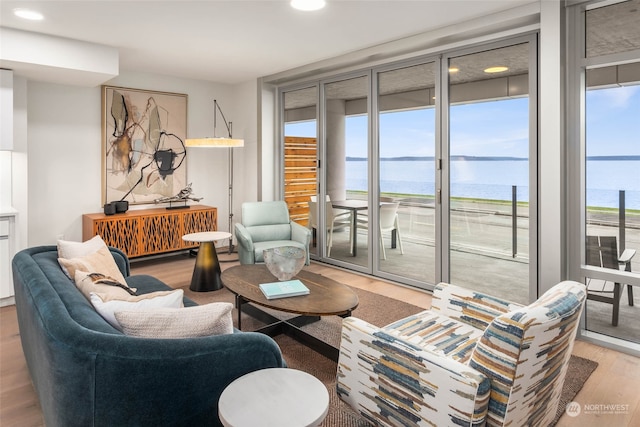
[569, 0, 640, 348]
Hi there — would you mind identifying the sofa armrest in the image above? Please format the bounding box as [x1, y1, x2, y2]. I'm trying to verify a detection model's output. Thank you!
[234, 223, 255, 264]
[430, 282, 523, 329]
[290, 220, 311, 245]
[290, 221, 312, 264]
[108, 246, 130, 277]
[338, 317, 489, 427]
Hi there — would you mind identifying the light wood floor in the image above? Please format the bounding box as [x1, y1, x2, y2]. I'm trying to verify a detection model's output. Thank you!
[1, 253, 639, 426]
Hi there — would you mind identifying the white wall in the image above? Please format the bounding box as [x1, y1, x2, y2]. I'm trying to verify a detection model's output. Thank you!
[12, 76, 28, 251]
[232, 79, 259, 221]
[259, 82, 277, 202]
[27, 82, 101, 244]
[24, 72, 257, 245]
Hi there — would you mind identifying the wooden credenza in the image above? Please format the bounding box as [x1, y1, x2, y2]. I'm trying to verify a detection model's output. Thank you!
[82, 205, 217, 258]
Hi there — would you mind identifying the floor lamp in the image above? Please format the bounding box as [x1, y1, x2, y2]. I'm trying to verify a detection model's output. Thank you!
[185, 100, 244, 256]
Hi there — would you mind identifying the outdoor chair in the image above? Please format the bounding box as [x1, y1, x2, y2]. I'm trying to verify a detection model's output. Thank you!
[235, 201, 311, 265]
[356, 202, 404, 259]
[585, 235, 635, 326]
[337, 280, 586, 427]
[310, 194, 350, 218]
[308, 199, 351, 257]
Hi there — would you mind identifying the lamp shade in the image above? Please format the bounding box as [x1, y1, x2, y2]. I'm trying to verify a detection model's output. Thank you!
[185, 137, 244, 148]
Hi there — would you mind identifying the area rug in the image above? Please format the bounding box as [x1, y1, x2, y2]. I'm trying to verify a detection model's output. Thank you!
[181, 285, 598, 427]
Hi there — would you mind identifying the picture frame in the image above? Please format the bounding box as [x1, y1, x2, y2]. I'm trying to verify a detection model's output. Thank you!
[101, 85, 188, 205]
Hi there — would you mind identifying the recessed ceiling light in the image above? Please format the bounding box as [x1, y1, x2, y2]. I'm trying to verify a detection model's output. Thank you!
[13, 8, 44, 21]
[291, 0, 326, 11]
[484, 66, 509, 74]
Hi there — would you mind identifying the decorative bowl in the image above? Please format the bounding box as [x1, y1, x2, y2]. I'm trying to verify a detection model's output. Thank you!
[263, 246, 306, 281]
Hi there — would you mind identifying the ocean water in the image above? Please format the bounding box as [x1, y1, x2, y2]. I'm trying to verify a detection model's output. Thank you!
[345, 159, 640, 209]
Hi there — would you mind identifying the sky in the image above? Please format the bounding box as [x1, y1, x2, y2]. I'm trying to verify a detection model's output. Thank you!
[586, 85, 640, 157]
[285, 85, 640, 159]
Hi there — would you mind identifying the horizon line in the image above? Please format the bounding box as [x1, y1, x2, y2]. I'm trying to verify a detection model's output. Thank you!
[346, 155, 640, 161]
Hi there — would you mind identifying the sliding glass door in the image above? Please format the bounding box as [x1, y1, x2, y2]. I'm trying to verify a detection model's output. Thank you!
[376, 62, 437, 284]
[445, 41, 534, 304]
[322, 75, 370, 269]
[282, 86, 319, 255]
[278, 35, 538, 301]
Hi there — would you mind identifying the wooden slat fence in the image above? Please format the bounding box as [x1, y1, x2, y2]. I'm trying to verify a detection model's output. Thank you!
[284, 136, 317, 226]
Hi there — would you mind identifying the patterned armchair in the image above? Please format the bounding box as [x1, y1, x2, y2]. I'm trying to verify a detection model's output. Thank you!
[337, 281, 586, 427]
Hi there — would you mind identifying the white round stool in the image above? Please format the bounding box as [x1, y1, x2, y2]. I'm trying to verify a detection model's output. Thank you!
[218, 368, 329, 427]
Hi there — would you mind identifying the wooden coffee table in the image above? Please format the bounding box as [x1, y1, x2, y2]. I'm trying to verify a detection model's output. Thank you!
[221, 264, 359, 361]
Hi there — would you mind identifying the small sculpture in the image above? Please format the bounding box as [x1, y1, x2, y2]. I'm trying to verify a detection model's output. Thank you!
[154, 183, 203, 206]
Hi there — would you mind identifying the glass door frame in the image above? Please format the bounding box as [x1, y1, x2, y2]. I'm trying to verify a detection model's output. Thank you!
[319, 70, 374, 274]
[440, 33, 539, 302]
[566, 1, 640, 354]
[279, 81, 321, 256]
[370, 56, 443, 289]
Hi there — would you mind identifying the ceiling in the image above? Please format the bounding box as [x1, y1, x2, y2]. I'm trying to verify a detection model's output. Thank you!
[0, 0, 535, 85]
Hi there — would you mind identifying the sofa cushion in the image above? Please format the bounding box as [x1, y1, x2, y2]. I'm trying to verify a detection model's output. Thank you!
[59, 245, 128, 286]
[125, 274, 198, 307]
[89, 290, 184, 330]
[245, 224, 292, 243]
[115, 302, 234, 338]
[383, 309, 485, 363]
[241, 201, 291, 227]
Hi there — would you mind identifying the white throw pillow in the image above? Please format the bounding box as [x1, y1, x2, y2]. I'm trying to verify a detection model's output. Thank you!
[57, 235, 109, 278]
[59, 246, 128, 289]
[90, 290, 185, 330]
[73, 269, 135, 301]
[115, 303, 234, 338]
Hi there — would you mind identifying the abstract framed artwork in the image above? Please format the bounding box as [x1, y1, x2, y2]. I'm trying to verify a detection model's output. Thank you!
[102, 85, 188, 205]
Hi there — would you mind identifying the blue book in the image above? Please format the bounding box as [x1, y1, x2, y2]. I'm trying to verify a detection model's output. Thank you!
[259, 279, 310, 300]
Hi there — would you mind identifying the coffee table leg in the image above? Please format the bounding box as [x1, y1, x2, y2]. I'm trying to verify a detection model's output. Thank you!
[239, 304, 340, 361]
[235, 294, 244, 330]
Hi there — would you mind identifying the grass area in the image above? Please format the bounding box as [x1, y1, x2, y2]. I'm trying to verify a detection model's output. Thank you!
[347, 190, 526, 207]
[347, 190, 640, 215]
[587, 205, 640, 215]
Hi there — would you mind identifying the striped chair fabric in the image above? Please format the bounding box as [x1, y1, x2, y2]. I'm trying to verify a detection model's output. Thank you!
[336, 281, 586, 427]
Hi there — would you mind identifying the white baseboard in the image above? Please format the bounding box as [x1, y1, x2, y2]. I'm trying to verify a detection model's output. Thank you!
[0, 296, 15, 307]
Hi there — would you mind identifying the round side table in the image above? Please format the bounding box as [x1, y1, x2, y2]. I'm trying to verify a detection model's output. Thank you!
[218, 368, 329, 427]
[182, 231, 231, 292]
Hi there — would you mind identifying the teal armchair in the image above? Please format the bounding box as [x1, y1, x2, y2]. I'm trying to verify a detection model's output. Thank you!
[235, 201, 311, 265]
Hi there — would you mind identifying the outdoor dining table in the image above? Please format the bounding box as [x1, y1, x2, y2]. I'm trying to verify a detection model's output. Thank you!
[330, 200, 368, 256]
[331, 199, 399, 257]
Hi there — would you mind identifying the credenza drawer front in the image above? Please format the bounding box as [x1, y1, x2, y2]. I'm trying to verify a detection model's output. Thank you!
[83, 206, 217, 258]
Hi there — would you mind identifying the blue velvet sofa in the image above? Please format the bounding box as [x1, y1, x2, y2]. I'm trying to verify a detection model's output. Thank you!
[12, 245, 286, 427]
